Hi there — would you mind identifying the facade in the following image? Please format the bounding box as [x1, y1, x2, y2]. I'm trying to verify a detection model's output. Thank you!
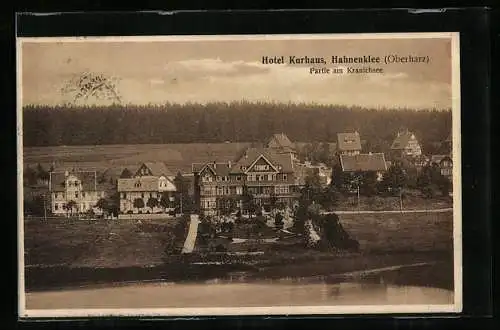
[266, 133, 298, 160]
[390, 130, 423, 158]
[193, 148, 300, 216]
[337, 132, 362, 156]
[49, 171, 106, 216]
[339, 153, 388, 190]
[117, 162, 177, 214]
[430, 155, 453, 181]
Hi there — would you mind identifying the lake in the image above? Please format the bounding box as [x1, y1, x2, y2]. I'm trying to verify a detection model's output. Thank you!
[24, 262, 456, 313]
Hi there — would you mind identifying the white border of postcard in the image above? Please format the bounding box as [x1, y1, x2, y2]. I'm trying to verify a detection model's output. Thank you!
[17, 32, 462, 317]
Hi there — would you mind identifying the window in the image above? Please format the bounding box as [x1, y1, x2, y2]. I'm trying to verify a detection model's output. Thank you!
[217, 187, 224, 195]
[75, 192, 79, 198]
[157, 193, 161, 199]
[236, 186, 243, 195]
[275, 185, 289, 194]
[224, 187, 230, 195]
[283, 174, 288, 181]
[55, 204, 59, 210]
[255, 164, 269, 171]
[141, 193, 144, 198]
[236, 176, 241, 181]
[149, 193, 153, 198]
[101, 192, 105, 198]
[122, 193, 126, 199]
[82, 192, 86, 198]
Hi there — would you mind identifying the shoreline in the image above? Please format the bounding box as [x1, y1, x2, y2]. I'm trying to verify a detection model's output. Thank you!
[24, 251, 453, 293]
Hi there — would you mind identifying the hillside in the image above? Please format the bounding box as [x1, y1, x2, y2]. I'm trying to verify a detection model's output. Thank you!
[22, 102, 452, 148]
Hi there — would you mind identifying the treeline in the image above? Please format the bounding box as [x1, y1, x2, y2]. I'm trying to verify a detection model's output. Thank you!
[22, 102, 452, 147]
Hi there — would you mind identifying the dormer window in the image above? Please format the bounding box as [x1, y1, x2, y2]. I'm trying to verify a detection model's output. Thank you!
[241, 166, 247, 171]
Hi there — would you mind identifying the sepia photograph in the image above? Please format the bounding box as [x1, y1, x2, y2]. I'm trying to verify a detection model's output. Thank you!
[17, 33, 462, 317]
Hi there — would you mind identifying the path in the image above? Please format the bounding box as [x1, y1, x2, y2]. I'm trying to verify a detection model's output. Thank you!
[328, 208, 452, 215]
[181, 214, 200, 254]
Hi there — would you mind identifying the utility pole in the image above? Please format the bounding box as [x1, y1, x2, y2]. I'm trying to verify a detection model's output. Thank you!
[357, 184, 360, 213]
[43, 194, 47, 222]
[399, 188, 403, 213]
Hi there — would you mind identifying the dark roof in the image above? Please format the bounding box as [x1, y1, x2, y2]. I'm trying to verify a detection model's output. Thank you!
[337, 132, 362, 151]
[340, 153, 387, 172]
[391, 131, 419, 150]
[230, 147, 294, 174]
[267, 133, 296, 151]
[49, 171, 107, 192]
[192, 162, 232, 177]
[137, 162, 174, 177]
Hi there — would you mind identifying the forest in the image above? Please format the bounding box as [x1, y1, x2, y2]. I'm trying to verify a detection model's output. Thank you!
[22, 102, 452, 149]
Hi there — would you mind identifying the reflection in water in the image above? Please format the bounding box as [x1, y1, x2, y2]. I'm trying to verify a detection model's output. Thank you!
[25, 263, 455, 309]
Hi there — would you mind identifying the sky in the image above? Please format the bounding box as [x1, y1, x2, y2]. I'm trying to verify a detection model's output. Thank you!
[20, 35, 455, 109]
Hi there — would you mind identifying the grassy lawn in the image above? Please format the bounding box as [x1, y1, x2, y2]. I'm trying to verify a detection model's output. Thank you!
[24, 217, 181, 268]
[338, 211, 453, 253]
[24, 210, 453, 269]
[335, 194, 452, 211]
[23, 143, 251, 174]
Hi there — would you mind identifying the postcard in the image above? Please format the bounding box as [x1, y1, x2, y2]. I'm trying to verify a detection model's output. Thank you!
[17, 32, 462, 317]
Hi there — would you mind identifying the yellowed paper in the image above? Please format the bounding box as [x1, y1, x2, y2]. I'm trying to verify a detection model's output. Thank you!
[17, 32, 462, 317]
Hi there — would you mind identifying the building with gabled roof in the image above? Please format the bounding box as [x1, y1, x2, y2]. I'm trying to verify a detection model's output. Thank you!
[266, 132, 298, 160]
[430, 154, 453, 181]
[135, 162, 174, 179]
[117, 162, 177, 216]
[337, 132, 362, 156]
[49, 170, 107, 216]
[339, 153, 388, 188]
[192, 147, 300, 216]
[390, 130, 422, 158]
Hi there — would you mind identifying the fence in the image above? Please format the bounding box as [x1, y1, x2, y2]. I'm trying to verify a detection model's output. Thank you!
[330, 208, 453, 215]
[118, 213, 177, 220]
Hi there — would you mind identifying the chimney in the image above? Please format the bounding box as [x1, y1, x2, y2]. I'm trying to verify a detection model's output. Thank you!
[228, 160, 232, 168]
[213, 161, 217, 169]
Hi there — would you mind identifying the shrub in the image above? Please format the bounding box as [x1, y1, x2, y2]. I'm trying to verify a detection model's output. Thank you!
[274, 213, 284, 229]
[321, 213, 360, 252]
